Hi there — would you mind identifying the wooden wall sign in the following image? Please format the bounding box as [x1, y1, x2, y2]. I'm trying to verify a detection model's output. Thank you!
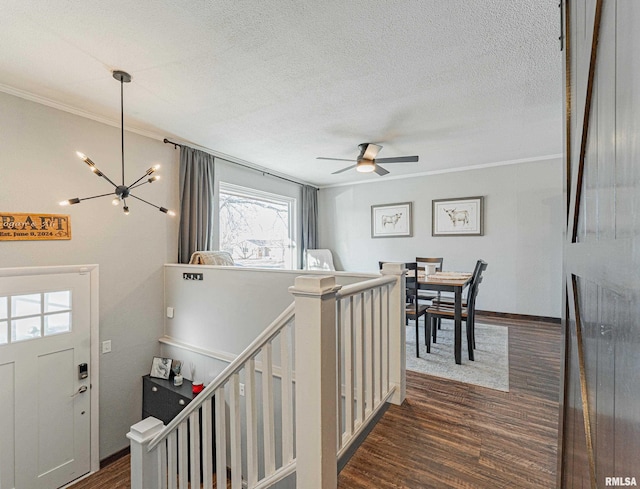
[0, 213, 71, 241]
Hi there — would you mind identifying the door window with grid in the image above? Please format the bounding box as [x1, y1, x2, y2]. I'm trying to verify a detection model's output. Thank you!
[0, 290, 72, 345]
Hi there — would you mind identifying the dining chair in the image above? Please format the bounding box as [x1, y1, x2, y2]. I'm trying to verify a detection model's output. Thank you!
[305, 249, 336, 271]
[430, 258, 482, 308]
[379, 261, 429, 357]
[425, 260, 488, 360]
[405, 262, 430, 357]
[415, 257, 444, 303]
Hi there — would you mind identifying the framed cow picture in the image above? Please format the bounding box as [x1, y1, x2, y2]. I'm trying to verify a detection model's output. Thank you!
[432, 196, 484, 236]
[371, 202, 413, 238]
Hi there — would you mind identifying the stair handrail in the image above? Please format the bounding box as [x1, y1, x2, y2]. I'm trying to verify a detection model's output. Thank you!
[336, 274, 396, 299]
[147, 301, 295, 451]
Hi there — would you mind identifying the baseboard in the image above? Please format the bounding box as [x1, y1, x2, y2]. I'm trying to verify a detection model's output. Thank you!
[100, 446, 130, 468]
[476, 310, 561, 324]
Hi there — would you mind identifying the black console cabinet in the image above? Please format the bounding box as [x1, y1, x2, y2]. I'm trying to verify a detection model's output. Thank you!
[142, 374, 194, 424]
[142, 374, 216, 474]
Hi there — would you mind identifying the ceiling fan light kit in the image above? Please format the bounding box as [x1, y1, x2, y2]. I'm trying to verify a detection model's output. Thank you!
[317, 142, 419, 177]
[356, 159, 376, 173]
[59, 70, 175, 217]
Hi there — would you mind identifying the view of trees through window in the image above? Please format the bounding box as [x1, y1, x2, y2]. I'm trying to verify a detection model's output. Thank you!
[219, 183, 296, 269]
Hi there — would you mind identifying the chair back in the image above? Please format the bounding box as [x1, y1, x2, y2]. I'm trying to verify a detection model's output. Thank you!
[379, 261, 418, 303]
[404, 262, 420, 305]
[466, 260, 488, 311]
[305, 249, 336, 271]
[416, 257, 443, 276]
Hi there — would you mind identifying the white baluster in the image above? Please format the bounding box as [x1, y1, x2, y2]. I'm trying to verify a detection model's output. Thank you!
[262, 342, 276, 476]
[354, 292, 365, 426]
[230, 374, 242, 489]
[189, 411, 201, 488]
[201, 398, 213, 489]
[372, 286, 381, 405]
[280, 323, 294, 464]
[158, 438, 167, 489]
[177, 421, 188, 488]
[343, 296, 354, 439]
[246, 358, 258, 487]
[363, 289, 373, 416]
[215, 386, 227, 488]
[167, 431, 177, 489]
[381, 285, 390, 394]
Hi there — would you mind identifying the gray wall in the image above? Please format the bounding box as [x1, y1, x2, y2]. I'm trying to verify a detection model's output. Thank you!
[0, 91, 179, 458]
[318, 158, 563, 317]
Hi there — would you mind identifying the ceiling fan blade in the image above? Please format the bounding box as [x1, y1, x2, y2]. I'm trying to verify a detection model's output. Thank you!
[361, 143, 383, 160]
[332, 164, 358, 174]
[373, 165, 390, 176]
[317, 157, 357, 162]
[374, 155, 419, 164]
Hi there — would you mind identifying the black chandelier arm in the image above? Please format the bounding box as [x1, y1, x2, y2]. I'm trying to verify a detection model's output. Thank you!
[96, 170, 119, 189]
[127, 168, 157, 189]
[129, 193, 174, 215]
[129, 176, 159, 190]
[128, 193, 163, 210]
[129, 180, 150, 190]
[75, 192, 116, 202]
[81, 192, 116, 201]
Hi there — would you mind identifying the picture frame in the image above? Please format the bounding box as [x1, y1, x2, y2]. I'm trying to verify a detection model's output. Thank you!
[150, 356, 173, 379]
[432, 196, 484, 236]
[371, 202, 413, 238]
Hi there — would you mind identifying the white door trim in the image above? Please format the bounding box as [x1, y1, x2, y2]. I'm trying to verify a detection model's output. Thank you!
[0, 264, 100, 476]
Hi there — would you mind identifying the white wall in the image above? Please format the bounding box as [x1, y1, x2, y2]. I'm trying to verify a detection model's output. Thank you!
[0, 91, 179, 458]
[318, 159, 563, 317]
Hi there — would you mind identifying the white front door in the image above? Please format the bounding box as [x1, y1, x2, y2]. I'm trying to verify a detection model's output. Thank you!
[0, 271, 92, 489]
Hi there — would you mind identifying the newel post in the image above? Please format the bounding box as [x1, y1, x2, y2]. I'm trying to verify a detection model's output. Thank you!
[381, 262, 407, 405]
[289, 275, 342, 489]
[127, 417, 165, 489]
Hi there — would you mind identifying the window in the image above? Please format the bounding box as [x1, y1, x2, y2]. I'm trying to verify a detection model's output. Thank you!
[219, 182, 296, 269]
[0, 290, 72, 345]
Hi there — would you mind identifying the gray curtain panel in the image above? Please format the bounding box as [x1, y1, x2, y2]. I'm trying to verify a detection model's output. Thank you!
[178, 146, 216, 263]
[300, 185, 318, 268]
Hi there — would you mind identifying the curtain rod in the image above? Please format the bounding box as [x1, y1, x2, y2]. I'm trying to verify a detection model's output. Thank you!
[163, 138, 318, 190]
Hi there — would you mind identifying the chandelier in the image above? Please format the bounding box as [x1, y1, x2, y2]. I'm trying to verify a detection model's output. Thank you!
[60, 70, 175, 216]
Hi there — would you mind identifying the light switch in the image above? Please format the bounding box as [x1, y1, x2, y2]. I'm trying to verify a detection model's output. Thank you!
[102, 340, 112, 354]
[167, 307, 174, 318]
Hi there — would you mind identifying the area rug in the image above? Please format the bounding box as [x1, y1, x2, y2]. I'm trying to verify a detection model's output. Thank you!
[405, 319, 510, 392]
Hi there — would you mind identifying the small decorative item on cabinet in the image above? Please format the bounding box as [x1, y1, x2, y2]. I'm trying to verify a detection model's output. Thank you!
[149, 356, 172, 379]
[172, 359, 183, 386]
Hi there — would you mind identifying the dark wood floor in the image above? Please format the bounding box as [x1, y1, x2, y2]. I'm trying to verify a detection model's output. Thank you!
[338, 315, 561, 489]
[70, 315, 561, 489]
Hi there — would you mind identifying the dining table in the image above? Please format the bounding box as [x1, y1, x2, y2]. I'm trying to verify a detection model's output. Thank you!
[416, 271, 473, 365]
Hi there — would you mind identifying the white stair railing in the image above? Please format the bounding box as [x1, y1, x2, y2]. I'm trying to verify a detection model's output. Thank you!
[335, 273, 399, 457]
[129, 263, 406, 489]
[129, 303, 296, 489]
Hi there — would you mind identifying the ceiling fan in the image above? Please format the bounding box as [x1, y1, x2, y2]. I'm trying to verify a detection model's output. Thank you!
[317, 143, 419, 176]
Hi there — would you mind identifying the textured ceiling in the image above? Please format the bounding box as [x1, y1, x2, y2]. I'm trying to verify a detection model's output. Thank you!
[0, 0, 563, 186]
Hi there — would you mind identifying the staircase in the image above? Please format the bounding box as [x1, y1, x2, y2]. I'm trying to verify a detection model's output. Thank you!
[128, 263, 407, 489]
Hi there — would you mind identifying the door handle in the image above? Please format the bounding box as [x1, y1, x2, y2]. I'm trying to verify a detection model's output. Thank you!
[71, 385, 88, 398]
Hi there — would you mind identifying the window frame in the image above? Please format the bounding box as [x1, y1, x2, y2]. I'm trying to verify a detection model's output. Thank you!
[218, 181, 298, 269]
